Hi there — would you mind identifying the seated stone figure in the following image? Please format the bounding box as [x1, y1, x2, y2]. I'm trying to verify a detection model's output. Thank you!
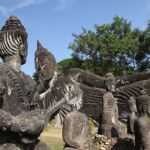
[134, 90, 150, 150]
[62, 107, 95, 150]
[0, 16, 65, 150]
[0, 15, 48, 150]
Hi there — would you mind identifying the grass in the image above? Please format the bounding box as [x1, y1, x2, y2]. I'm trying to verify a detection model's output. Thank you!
[40, 136, 64, 150]
[39, 120, 98, 150]
[39, 124, 64, 150]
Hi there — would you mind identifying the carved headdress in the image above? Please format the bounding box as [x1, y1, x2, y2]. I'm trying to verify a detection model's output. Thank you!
[0, 16, 28, 64]
[35, 41, 58, 82]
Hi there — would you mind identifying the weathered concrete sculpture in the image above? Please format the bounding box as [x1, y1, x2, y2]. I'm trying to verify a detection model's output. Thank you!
[35, 42, 107, 124]
[99, 73, 120, 138]
[116, 73, 150, 119]
[134, 90, 150, 150]
[0, 16, 37, 115]
[104, 73, 118, 125]
[0, 16, 28, 69]
[35, 41, 58, 94]
[62, 107, 95, 150]
[0, 16, 66, 150]
[35, 42, 83, 118]
[127, 96, 137, 134]
[35, 41, 150, 127]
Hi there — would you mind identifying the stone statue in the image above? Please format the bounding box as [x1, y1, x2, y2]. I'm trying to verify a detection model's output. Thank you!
[104, 73, 118, 125]
[35, 41, 59, 95]
[35, 41, 107, 124]
[0, 16, 38, 115]
[134, 90, 150, 150]
[34, 40, 150, 128]
[99, 73, 120, 138]
[127, 96, 137, 134]
[62, 107, 95, 150]
[0, 16, 66, 150]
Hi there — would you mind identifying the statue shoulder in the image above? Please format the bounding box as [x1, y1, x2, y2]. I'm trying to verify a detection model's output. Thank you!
[0, 64, 13, 72]
[137, 117, 150, 128]
[21, 72, 37, 87]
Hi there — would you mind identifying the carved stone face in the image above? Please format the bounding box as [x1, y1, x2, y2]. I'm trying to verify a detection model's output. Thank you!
[138, 95, 150, 117]
[105, 79, 116, 92]
[105, 73, 116, 92]
[141, 104, 150, 117]
[129, 97, 137, 113]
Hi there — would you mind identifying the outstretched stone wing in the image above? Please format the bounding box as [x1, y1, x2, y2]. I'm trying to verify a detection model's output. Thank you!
[79, 83, 105, 122]
[115, 72, 150, 119]
[38, 67, 106, 123]
[35, 41, 150, 124]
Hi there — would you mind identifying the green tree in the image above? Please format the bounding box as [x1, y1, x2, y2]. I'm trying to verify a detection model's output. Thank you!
[59, 58, 75, 72]
[32, 72, 39, 84]
[135, 21, 150, 71]
[69, 16, 142, 76]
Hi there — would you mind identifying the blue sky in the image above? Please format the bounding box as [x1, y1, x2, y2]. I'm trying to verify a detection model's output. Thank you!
[0, 0, 150, 76]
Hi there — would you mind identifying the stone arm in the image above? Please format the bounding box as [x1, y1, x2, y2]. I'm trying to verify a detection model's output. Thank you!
[64, 68, 106, 89]
[127, 115, 135, 134]
[0, 98, 66, 144]
[0, 109, 44, 136]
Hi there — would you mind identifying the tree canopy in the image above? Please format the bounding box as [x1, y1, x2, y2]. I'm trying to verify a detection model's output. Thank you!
[66, 16, 150, 76]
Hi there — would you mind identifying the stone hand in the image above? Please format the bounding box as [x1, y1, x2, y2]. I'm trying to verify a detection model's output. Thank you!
[16, 116, 45, 136]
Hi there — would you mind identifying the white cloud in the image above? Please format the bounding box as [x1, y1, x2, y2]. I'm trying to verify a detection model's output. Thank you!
[0, 0, 47, 16]
[0, 0, 78, 15]
[55, 0, 78, 11]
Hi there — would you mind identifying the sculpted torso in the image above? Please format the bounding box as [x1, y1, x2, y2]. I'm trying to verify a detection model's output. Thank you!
[136, 117, 150, 150]
[0, 64, 38, 116]
[134, 91, 150, 150]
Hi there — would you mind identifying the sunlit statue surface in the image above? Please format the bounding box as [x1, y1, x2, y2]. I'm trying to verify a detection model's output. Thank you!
[134, 90, 150, 150]
[62, 106, 95, 150]
[0, 16, 65, 150]
[127, 96, 137, 134]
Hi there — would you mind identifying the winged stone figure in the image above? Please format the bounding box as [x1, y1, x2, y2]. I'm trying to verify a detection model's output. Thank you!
[35, 41, 150, 126]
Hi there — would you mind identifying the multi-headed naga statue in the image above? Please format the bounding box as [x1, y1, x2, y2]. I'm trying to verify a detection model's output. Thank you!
[0, 16, 66, 150]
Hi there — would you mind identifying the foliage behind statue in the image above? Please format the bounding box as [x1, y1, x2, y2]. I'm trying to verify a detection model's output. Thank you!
[62, 16, 150, 76]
